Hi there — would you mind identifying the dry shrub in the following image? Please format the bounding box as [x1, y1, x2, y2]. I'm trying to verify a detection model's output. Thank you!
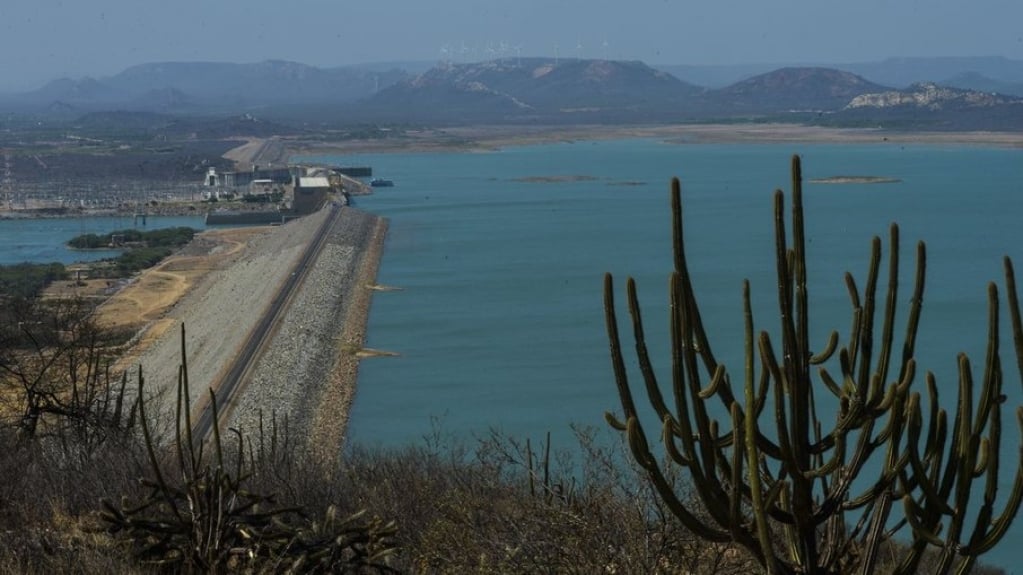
[333, 424, 755, 574]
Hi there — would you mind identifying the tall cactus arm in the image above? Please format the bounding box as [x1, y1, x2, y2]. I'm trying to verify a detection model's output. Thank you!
[759, 332, 797, 476]
[729, 403, 745, 540]
[821, 377, 914, 518]
[923, 374, 949, 471]
[897, 242, 927, 382]
[966, 394, 1001, 552]
[851, 237, 883, 400]
[968, 407, 1023, 556]
[604, 272, 640, 421]
[667, 273, 704, 471]
[1008, 256, 1023, 399]
[743, 279, 780, 574]
[790, 155, 810, 376]
[904, 392, 955, 515]
[963, 256, 1023, 557]
[625, 416, 735, 544]
[662, 416, 693, 467]
[973, 283, 1002, 439]
[842, 448, 911, 510]
[625, 277, 672, 421]
[845, 272, 864, 371]
[677, 275, 732, 484]
[809, 331, 840, 365]
[872, 224, 902, 399]
[902, 495, 946, 547]
[771, 190, 810, 470]
[669, 276, 742, 531]
[670, 177, 724, 377]
[932, 354, 983, 573]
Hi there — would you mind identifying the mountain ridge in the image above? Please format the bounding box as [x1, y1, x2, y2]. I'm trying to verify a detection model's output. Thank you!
[1, 57, 1021, 130]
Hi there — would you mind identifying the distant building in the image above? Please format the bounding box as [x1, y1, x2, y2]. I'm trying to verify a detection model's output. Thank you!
[292, 176, 331, 214]
[333, 166, 373, 178]
[205, 167, 220, 187]
[222, 167, 294, 189]
[249, 179, 274, 195]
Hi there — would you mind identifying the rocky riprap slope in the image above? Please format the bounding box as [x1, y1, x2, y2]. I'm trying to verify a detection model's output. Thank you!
[128, 209, 327, 410]
[227, 208, 387, 453]
[127, 207, 386, 455]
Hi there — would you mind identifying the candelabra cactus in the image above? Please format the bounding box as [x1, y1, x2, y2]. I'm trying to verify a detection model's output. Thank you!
[603, 155, 1023, 574]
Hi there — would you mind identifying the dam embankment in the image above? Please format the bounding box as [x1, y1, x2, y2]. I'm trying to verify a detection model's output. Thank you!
[227, 209, 388, 454]
[126, 206, 386, 453]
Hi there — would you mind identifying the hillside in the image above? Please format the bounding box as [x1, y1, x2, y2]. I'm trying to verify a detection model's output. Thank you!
[829, 83, 1023, 130]
[351, 58, 706, 124]
[659, 56, 1023, 90]
[3, 60, 409, 115]
[706, 67, 890, 113]
[941, 72, 1023, 97]
[2, 57, 1022, 130]
[837, 56, 1023, 88]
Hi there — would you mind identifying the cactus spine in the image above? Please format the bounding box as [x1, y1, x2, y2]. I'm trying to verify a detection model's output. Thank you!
[603, 155, 1023, 574]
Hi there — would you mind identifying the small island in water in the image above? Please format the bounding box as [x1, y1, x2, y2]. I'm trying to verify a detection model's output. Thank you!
[808, 176, 902, 184]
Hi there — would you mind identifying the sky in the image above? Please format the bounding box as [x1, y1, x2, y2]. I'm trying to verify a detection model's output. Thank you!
[2, 0, 1022, 91]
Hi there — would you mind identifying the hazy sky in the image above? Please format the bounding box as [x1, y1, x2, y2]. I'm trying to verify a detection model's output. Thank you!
[2, 0, 1022, 91]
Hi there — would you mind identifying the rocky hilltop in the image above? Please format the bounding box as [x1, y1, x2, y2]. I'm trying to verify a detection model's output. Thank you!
[354, 58, 705, 123]
[847, 82, 1021, 110]
[829, 83, 1023, 130]
[709, 67, 889, 112]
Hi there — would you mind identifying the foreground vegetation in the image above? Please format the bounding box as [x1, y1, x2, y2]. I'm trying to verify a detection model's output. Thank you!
[2, 157, 1021, 573]
[0, 262, 67, 299]
[0, 304, 738, 573]
[68, 226, 196, 250]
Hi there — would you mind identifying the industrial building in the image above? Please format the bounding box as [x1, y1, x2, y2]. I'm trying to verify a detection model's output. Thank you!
[221, 167, 295, 189]
[292, 176, 331, 214]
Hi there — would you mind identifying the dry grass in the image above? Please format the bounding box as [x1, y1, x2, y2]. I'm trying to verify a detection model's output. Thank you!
[96, 227, 257, 327]
[79, 226, 270, 371]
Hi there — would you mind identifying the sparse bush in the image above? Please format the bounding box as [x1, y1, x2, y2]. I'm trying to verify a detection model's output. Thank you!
[332, 423, 753, 574]
[0, 262, 67, 298]
[100, 327, 398, 573]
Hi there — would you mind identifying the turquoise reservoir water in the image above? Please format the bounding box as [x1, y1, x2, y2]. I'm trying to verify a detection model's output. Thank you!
[0, 215, 208, 265]
[3, 142, 1020, 569]
[308, 140, 1023, 571]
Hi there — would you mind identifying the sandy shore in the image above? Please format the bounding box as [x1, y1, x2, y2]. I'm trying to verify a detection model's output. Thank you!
[288, 123, 1023, 158]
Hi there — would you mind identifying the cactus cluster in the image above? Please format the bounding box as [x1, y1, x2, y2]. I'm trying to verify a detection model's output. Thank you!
[603, 156, 1023, 574]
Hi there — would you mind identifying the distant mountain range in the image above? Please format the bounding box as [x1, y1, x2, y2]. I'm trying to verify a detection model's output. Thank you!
[0, 60, 409, 115]
[704, 67, 890, 114]
[1, 56, 1021, 130]
[348, 60, 1023, 128]
[350, 58, 705, 123]
[656, 56, 1023, 89]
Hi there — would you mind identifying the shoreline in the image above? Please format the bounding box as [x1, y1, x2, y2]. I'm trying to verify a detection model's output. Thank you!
[290, 123, 1023, 158]
[310, 215, 389, 457]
